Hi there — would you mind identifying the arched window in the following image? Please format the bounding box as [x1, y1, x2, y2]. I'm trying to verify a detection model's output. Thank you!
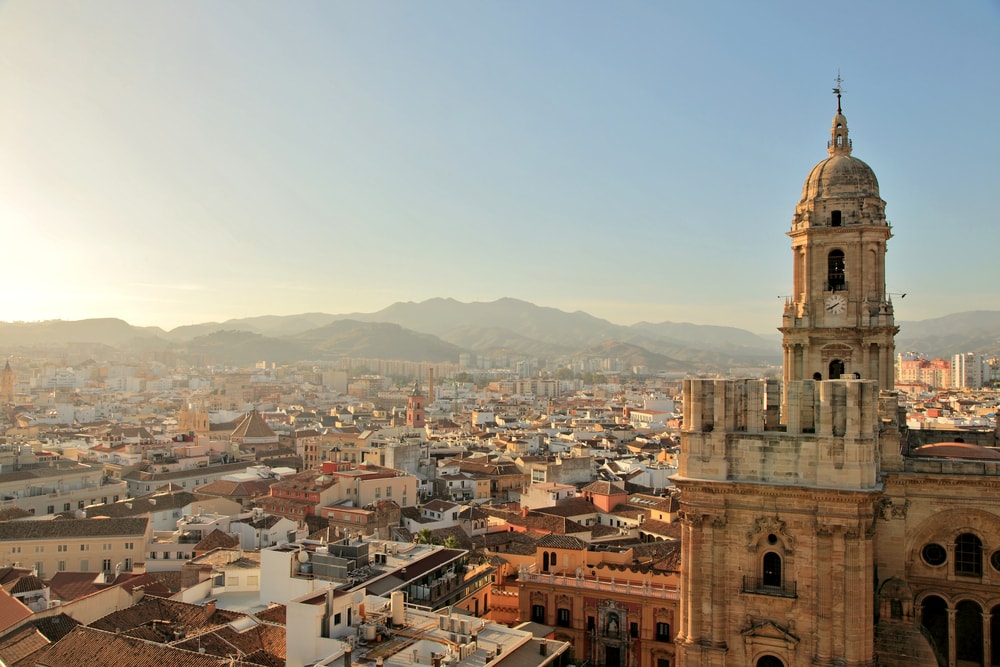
[921, 595, 948, 658]
[542, 552, 549, 572]
[550, 552, 557, 567]
[757, 656, 785, 667]
[829, 359, 845, 380]
[955, 533, 983, 576]
[828, 250, 846, 291]
[762, 552, 782, 588]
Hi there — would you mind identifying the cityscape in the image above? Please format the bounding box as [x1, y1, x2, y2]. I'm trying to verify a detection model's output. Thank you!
[1, 101, 999, 664]
[3, 4, 1000, 667]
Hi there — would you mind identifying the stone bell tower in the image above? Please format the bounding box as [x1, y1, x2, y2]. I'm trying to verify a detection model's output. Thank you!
[673, 87, 898, 667]
[780, 81, 897, 395]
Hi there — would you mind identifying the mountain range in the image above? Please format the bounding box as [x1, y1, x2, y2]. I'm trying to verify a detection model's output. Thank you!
[1, 298, 998, 372]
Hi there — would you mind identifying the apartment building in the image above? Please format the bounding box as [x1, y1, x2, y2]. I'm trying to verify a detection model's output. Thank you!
[0, 517, 149, 579]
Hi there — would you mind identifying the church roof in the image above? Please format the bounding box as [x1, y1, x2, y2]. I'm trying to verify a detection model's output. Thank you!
[230, 410, 277, 442]
[911, 442, 1000, 460]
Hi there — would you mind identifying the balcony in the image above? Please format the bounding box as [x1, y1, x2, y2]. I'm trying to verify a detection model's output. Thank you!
[519, 570, 679, 600]
[741, 575, 797, 598]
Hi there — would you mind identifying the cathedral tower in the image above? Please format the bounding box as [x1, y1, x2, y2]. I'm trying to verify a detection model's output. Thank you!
[673, 90, 897, 667]
[781, 85, 897, 394]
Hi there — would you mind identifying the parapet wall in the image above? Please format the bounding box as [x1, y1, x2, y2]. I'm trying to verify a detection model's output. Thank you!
[679, 378, 886, 490]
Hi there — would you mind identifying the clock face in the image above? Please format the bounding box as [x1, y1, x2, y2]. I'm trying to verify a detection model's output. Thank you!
[825, 295, 846, 315]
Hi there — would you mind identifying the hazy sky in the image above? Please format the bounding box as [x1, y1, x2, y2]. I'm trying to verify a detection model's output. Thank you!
[1, 2, 997, 334]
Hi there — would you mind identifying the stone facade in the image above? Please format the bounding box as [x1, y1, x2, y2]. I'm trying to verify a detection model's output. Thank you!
[674, 97, 1000, 667]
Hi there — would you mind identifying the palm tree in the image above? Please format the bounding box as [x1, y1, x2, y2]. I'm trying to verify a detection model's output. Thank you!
[416, 528, 435, 544]
[442, 535, 460, 549]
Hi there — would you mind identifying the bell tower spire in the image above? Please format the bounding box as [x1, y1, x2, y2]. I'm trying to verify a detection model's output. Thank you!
[828, 73, 851, 156]
[781, 81, 897, 392]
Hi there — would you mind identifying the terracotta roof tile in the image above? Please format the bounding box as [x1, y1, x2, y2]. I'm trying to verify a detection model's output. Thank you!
[0, 625, 49, 666]
[27, 626, 261, 667]
[194, 528, 240, 552]
[0, 517, 148, 541]
[536, 534, 588, 550]
[0, 590, 31, 633]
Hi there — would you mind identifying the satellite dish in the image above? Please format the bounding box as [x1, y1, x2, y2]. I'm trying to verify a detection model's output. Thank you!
[297, 550, 309, 563]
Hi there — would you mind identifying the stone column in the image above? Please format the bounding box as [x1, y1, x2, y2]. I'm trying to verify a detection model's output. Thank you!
[710, 516, 727, 645]
[831, 527, 845, 660]
[947, 607, 957, 667]
[983, 610, 992, 667]
[814, 526, 834, 663]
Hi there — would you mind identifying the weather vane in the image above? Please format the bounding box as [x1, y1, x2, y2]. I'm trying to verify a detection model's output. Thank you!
[833, 70, 844, 114]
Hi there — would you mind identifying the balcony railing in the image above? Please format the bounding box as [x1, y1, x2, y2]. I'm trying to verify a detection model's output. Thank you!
[519, 570, 679, 600]
[741, 575, 797, 598]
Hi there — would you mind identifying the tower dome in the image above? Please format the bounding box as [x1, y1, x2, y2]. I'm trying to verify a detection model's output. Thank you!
[799, 108, 880, 201]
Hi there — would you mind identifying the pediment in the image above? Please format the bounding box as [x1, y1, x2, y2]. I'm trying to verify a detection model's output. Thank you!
[742, 619, 800, 646]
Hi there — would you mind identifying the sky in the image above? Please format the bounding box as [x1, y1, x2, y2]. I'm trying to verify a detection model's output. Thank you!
[1, 2, 998, 335]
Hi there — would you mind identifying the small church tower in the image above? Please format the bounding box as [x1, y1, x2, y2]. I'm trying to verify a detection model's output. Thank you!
[0, 360, 14, 404]
[405, 379, 426, 428]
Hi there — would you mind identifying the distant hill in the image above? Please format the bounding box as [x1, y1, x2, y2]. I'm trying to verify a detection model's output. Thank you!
[895, 311, 1000, 359]
[1, 301, 997, 371]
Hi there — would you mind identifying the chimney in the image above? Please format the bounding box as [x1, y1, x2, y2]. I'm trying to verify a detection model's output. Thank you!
[521, 506, 528, 518]
[204, 600, 216, 621]
[539, 639, 548, 656]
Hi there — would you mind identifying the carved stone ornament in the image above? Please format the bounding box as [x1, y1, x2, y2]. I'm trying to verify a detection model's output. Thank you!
[746, 516, 794, 554]
[875, 497, 909, 521]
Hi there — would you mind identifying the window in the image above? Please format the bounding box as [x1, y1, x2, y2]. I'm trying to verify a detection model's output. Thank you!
[102, 559, 112, 572]
[762, 552, 782, 587]
[630, 622, 639, 638]
[550, 552, 557, 567]
[124, 542, 134, 550]
[922, 543, 946, 566]
[80, 544, 89, 552]
[78, 501, 85, 509]
[124, 558, 132, 571]
[587, 616, 595, 631]
[334, 613, 342, 625]
[557, 608, 570, 627]
[63, 503, 70, 511]
[657, 660, 671, 667]
[531, 605, 546, 623]
[80, 559, 89, 571]
[955, 533, 983, 576]
[831, 210, 842, 227]
[757, 657, 785, 667]
[656, 622, 671, 642]
[58, 560, 66, 572]
[177, 552, 186, 560]
[47, 506, 54, 514]
[386, 486, 392, 497]
[103, 543, 112, 551]
[827, 250, 846, 291]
